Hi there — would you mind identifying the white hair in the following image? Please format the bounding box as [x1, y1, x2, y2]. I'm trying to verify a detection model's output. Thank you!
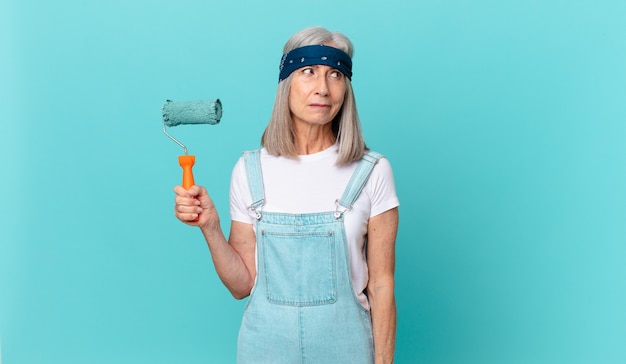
[261, 27, 366, 165]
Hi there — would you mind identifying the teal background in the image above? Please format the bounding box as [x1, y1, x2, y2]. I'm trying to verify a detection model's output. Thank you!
[1, 0, 625, 363]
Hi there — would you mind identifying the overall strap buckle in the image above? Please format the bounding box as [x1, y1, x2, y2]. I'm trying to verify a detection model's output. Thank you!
[335, 151, 384, 216]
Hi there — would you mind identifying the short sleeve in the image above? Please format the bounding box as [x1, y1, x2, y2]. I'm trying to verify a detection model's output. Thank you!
[229, 157, 255, 224]
[366, 157, 400, 218]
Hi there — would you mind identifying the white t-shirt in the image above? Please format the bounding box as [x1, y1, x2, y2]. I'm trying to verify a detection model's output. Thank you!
[229, 145, 399, 309]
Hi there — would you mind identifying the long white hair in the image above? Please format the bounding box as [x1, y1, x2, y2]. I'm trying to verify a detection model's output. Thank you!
[261, 27, 366, 165]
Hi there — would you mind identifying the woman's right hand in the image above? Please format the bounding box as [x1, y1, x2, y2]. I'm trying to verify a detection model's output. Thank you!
[173, 185, 219, 229]
[174, 184, 257, 298]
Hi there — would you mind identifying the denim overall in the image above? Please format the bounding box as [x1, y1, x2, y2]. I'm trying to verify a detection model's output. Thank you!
[237, 150, 383, 364]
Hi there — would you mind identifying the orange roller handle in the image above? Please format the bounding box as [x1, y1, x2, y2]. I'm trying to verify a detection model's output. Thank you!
[178, 155, 196, 189]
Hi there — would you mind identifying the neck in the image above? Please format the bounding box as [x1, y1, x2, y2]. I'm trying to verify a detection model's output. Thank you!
[293, 123, 335, 155]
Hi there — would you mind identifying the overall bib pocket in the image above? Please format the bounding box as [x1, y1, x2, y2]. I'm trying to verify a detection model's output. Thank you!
[261, 229, 337, 306]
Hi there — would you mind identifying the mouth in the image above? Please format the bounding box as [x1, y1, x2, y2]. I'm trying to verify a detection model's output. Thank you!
[308, 103, 331, 109]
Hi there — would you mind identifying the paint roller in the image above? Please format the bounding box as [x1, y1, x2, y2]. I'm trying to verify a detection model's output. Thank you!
[162, 99, 223, 189]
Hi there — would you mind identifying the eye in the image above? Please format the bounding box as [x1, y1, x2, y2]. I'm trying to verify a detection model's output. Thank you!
[329, 70, 343, 79]
[301, 67, 314, 75]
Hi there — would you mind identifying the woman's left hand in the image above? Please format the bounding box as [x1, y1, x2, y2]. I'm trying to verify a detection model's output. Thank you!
[366, 207, 399, 363]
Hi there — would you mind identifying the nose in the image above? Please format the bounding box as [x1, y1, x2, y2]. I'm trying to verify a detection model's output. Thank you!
[315, 76, 329, 97]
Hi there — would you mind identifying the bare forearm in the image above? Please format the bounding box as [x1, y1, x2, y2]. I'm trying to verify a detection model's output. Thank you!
[366, 208, 399, 363]
[200, 221, 254, 299]
[174, 186, 256, 299]
[369, 283, 397, 363]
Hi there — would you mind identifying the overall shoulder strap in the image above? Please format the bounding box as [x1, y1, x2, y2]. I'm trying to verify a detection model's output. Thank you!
[337, 151, 384, 210]
[242, 150, 265, 210]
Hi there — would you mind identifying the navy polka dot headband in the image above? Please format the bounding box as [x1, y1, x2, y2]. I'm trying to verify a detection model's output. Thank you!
[278, 45, 353, 82]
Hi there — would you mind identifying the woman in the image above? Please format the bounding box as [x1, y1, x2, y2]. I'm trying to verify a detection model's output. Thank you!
[174, 26, 399, 363]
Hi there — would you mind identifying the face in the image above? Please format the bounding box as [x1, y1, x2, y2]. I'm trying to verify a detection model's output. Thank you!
[288, 63, 346, 129]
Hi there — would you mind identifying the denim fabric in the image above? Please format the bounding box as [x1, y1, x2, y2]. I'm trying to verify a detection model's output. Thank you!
[337, 151, 382, 210]
[237, 151, 382, 364]
[242, 150, 266, 211]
